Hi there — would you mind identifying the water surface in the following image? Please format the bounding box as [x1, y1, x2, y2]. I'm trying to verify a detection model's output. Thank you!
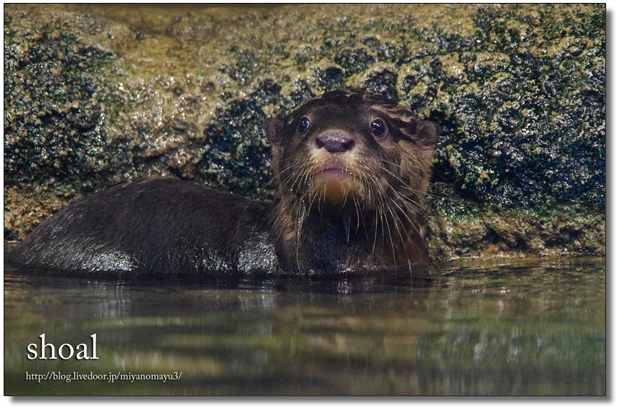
[4, 257, 605, 395]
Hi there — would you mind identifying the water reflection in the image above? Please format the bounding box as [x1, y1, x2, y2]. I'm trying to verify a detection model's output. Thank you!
[87, 280, 133, 319]
[4, 257, 605, 395]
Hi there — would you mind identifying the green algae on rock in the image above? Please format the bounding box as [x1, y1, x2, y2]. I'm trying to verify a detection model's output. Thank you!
[4, 3, 605, 261]
[4, 8, 132, 196]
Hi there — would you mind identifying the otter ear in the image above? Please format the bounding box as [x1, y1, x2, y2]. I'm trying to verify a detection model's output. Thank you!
[418, 121, 439, 148]
[265, 118, 284, 145]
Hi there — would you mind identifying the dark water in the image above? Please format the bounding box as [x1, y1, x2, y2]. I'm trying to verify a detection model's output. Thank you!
[4, 257, 605, 395]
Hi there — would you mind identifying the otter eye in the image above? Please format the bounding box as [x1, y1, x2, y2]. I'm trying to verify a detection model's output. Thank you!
[370, 118, 387, 138]
[297, 117, 310, 135]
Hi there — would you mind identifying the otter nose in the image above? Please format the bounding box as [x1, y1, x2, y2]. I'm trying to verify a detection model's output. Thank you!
[315, 135, 355, 153]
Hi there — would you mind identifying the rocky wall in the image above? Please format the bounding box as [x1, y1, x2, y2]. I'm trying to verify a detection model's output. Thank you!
[4, 4, 605, 260]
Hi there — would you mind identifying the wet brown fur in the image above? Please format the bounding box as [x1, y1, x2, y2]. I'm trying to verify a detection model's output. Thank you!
[266, 90, 438, 273]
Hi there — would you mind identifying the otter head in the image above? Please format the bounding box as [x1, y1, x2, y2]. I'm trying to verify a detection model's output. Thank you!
[266, 90, 439, 221]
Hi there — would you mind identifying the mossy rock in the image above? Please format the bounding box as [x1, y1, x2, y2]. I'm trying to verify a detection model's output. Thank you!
[4, 4, 605, 260]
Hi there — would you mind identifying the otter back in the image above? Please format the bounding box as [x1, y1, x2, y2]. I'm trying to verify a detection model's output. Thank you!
[6, 179, 276, 278]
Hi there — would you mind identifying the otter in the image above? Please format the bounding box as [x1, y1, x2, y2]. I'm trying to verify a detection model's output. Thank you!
[6, 90, 438, 279]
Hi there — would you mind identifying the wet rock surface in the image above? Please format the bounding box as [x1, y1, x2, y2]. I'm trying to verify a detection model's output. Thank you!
[4, 4, 605, 261]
